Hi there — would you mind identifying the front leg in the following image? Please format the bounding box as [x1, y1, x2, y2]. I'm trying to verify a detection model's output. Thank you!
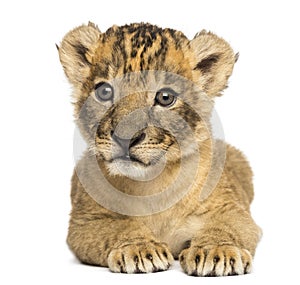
[179, 205, 261, 276]
[67, 216, 173, 273]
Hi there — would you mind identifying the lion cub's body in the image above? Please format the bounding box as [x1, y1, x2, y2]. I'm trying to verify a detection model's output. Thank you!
[59, 23, 261, 276]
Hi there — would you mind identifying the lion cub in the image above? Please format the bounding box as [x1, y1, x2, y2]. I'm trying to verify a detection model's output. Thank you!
[58, 22, 261, 276]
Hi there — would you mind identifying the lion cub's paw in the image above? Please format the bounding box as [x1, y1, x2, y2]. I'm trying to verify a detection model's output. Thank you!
[179, 245, 252, 276]
[108, 241, 173, 273]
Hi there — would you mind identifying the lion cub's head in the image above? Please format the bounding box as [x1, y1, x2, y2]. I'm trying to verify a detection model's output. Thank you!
[58, 23, 235, 180]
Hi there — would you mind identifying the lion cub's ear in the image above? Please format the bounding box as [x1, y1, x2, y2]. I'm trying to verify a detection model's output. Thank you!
[190, 31, 236, 97]
[58, 22, 100, 86]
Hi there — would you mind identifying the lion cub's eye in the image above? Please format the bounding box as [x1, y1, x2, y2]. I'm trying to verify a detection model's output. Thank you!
[95, 82, 114, 101]
[155, 88, 177, 107]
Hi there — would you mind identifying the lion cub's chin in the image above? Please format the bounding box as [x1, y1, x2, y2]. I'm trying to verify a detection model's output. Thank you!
[106, 157, 167, 181]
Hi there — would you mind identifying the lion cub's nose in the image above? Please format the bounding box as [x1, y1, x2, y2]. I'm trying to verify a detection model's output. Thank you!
[111, 130, 146, 152]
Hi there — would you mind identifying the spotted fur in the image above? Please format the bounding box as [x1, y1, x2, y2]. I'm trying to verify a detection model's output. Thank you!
[58, 22, 261, 276]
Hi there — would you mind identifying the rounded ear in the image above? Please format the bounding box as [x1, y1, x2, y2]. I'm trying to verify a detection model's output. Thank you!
[58, 22, 101, 86]
[190, 30, 236, 97]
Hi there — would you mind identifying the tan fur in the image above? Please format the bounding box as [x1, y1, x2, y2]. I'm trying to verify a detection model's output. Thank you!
[58, 22, 261, 276]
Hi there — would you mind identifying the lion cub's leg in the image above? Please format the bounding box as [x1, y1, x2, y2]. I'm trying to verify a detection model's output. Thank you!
[179, 206, 261, 276]
[68, 172, 173, 273]
[68, 218, 173, 273]
[179, 144, 261, 276]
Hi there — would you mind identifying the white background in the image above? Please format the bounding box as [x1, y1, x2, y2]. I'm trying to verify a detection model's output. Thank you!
[1, 0, 299, 284]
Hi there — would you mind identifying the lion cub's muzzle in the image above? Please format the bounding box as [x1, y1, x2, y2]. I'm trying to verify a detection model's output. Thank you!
[111, 129, 147, 165]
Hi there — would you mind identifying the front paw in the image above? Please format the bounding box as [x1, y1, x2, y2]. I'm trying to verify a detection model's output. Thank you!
[179, 245, 252, 276]
[108, 241, 173, 273]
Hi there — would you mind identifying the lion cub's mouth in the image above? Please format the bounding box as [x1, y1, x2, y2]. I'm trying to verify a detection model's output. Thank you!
[107, 158, 164, 180]
[106, 148, 168, 180]
[113, 154, 148, 166]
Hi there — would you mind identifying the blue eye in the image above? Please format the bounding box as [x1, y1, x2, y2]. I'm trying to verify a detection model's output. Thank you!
[95, 82, 114, 101]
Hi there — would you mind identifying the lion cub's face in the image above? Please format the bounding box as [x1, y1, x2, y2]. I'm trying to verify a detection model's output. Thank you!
[59, 23, 235, 179]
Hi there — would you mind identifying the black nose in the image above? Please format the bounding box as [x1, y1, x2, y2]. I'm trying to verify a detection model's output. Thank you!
[111, 130, 146, 151]
[111, 132, 130, 152]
